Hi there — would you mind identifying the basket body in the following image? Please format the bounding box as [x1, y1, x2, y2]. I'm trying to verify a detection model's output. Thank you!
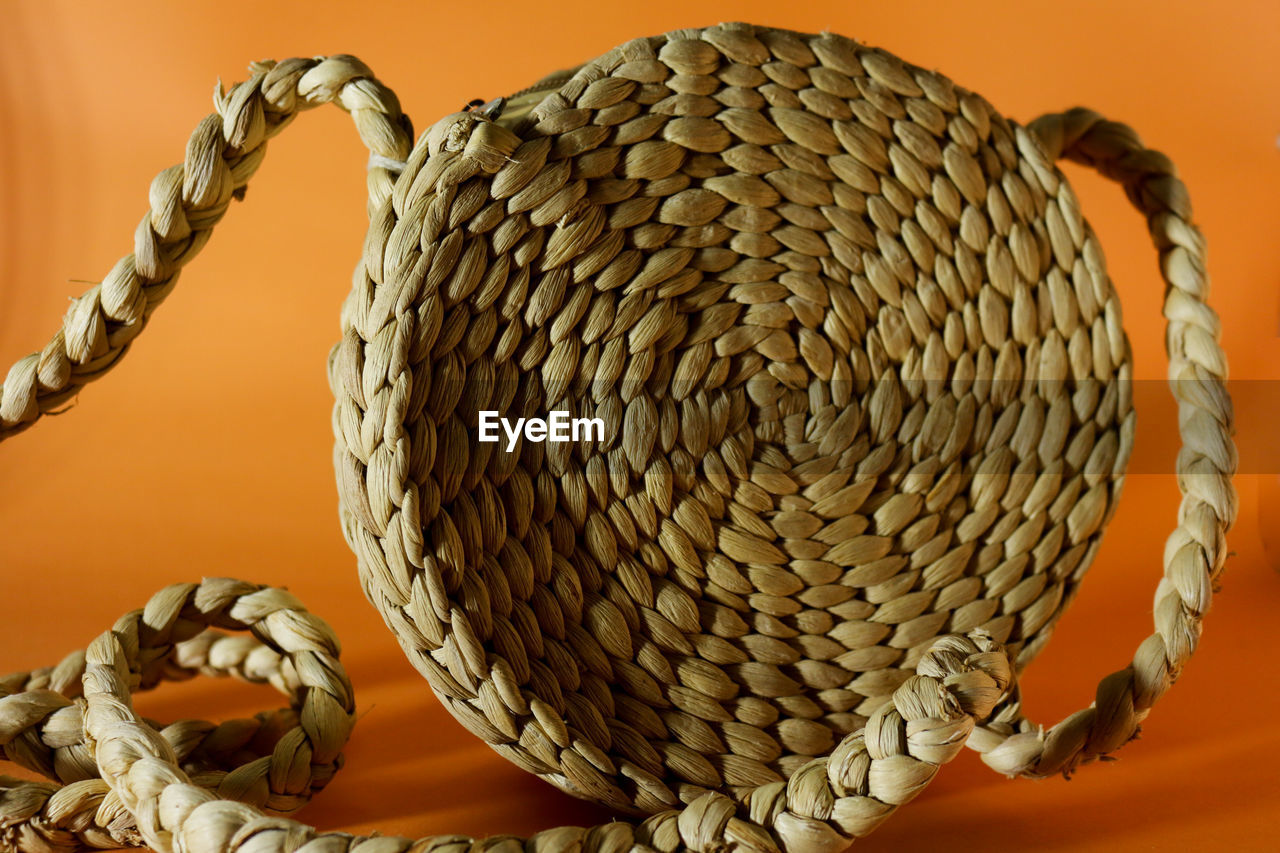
[331, 23, 1133, 814]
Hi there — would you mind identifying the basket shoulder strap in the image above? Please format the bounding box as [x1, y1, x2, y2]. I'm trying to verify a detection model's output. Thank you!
[0, 56, 412, 439]
[969, 107, 1238, 778]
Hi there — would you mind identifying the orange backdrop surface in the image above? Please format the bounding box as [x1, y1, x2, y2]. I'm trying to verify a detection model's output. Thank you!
[2, 1, 1279, 850]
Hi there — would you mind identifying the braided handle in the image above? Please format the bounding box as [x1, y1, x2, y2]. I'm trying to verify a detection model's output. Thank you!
[0, 55, 413, 440]
[1, 580, 357, 851]
[967, 108, 1238, 779]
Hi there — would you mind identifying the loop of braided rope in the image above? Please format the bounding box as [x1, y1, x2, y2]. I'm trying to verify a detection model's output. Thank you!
[0, 55, 413, 438]
[0, 22, 1237, 853]
[1, 580, 355, 851]
[966, 108, 1238, 779]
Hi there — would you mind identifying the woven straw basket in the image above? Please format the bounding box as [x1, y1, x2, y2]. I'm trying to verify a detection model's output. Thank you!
[0, 22, 1237, 853]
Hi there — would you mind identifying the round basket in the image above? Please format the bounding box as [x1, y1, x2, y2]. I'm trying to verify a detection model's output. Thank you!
[0, 22, 1236, 853]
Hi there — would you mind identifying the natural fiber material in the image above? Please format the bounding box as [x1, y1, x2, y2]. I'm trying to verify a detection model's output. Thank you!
[0, 23, 1236, 853]
[0, 581, 354, 850]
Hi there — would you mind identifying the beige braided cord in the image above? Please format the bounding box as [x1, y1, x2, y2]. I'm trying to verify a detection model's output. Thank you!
[968, 108, 1238, 778]
[0, 55, 413, 439]
[1, 580, 356, 851]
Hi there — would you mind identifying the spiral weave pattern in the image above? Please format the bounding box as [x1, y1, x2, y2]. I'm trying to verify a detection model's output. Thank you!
[330, 23, 1144, 810]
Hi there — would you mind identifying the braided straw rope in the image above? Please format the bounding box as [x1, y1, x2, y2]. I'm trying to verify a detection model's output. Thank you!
[1, 23, 1236, 853]
[2, 581, 355, 850]
[0, 55, 413, 436]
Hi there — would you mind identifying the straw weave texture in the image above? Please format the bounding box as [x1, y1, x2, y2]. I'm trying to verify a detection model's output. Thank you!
[0, 22, 1235, 853]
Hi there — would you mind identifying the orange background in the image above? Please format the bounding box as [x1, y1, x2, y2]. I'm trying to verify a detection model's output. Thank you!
[2, 1, 1278, 850]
